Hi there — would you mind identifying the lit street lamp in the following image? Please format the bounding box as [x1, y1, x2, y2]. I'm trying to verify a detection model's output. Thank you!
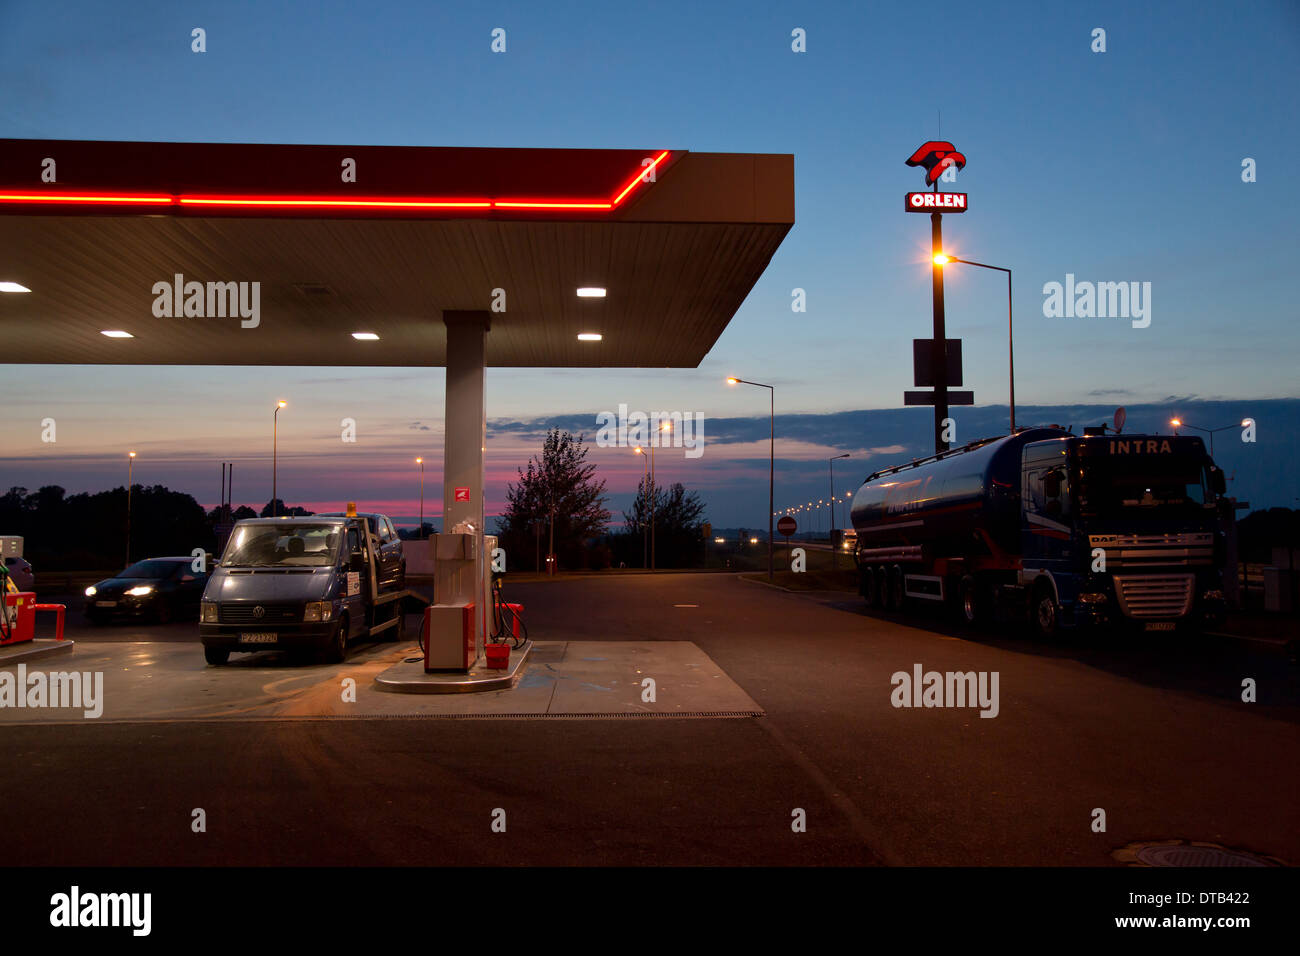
[728, 377, 775, 579]
[828, 453, 849, 568]
[272, 400, 286, 517]
[634, 446, 650, 568]
[934, 254, 1016, 434]
[125, 451, 136, 567]
[1169, 418, 1247, 457]
[415, 457, 425, 538]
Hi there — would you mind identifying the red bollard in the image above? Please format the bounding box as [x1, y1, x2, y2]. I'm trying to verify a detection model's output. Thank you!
[34, 604, 67, 641]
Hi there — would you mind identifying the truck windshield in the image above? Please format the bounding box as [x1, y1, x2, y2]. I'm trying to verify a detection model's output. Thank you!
[1078, 458, 1211, 515]
[222, 524, 343, 567]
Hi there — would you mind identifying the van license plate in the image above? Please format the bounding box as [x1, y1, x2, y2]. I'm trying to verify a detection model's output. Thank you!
[240, 632, 278, 643]
[1144, 622, 1176, 632]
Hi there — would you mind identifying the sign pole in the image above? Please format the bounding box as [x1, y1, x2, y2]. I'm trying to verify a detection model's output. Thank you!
[931, 208, 948, 454]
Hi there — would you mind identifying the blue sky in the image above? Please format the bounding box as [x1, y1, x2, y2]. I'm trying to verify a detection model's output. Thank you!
[2, 1, 1297, 528]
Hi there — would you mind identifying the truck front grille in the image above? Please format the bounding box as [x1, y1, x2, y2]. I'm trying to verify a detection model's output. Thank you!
[218, 603, 301, 625]
[1112, 574, 1194, 619]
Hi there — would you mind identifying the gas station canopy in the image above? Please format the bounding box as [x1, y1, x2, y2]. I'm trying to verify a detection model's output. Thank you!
[0, 139, 794, 367]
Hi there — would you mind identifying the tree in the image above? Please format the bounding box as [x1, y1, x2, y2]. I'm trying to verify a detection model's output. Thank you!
[622, 480, 706, 568]
[498, 429, 610, 569]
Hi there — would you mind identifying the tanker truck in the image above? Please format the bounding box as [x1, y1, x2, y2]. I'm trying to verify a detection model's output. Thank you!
[849, 427, 1228, 637]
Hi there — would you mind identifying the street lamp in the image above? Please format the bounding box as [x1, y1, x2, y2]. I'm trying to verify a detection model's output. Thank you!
[125, 451, 136, 567]
[648, 419, 672, 571]
[634, 446, 649, 568]
[727, 376, 775, 580]
[934, 254, 1016, 434]
[828, 453, 849, 568]
[1169, 418, 1246, 457]
[272, 400, 286, 517]
[415, 457, 425, 538]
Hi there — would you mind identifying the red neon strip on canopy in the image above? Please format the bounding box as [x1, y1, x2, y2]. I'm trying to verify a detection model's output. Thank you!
[0, 192, 173, 204]
[0, 151, 671, 215]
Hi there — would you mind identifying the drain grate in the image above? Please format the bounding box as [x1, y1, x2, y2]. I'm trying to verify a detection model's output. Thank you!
[1114, 840, 1284, 867]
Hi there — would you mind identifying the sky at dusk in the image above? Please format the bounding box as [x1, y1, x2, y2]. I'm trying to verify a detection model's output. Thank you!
[2, 1, 1297, 529]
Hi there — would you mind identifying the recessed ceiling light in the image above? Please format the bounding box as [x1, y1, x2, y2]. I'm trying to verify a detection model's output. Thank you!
[351, 332, 380, 340]
[0, 281, 31, 293]
[577, 332, 603, 342]
[100, 330, 134, 338]
[576, 287, 606, 298]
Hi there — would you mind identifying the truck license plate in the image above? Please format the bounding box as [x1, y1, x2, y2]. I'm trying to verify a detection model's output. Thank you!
[239, 632, 278, 643]
[1144, 622, 1176, 632]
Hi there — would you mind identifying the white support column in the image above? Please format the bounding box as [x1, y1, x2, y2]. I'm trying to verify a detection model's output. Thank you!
[441, 310, 489, 656]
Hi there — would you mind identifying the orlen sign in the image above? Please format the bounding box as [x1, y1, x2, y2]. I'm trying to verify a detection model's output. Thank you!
[905, 192, 968, 213]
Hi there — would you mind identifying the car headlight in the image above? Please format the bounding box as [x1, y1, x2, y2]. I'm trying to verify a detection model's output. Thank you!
[303, 601, 333, 623]
[126, 585, 155, 597]
[85, 585, 97, 596]
[200, 602, 218, 623]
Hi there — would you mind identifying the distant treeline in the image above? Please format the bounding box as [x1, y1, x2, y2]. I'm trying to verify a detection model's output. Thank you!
[0, 485, 311, 572]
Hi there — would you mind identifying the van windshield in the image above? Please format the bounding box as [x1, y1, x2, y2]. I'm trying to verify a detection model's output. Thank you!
[221, 524, 343, 567]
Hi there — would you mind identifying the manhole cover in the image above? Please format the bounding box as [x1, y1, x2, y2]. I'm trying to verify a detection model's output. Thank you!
[1114, 840, 1284, 867]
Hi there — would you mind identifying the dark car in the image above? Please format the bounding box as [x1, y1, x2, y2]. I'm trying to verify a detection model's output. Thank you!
[84, 557, 211, 625]
[316, 512, 405, 590]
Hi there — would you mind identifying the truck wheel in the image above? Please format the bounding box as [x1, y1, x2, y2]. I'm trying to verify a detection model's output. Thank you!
[859, 566, 876, 607]
[1031, 582, 1059, 640]
[959, 575, 989, 627]
[888, 566, 906, 612]
[321, 613, 349, 664]
[204, 646, 229, 666]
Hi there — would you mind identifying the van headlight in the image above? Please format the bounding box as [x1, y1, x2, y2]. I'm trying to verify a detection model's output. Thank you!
[200, 602, 218, 623]
[303, 601, 333, 622]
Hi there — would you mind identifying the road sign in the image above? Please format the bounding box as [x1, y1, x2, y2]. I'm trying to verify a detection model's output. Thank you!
[904, 390, 975, 406]
[454, 487, 470, 502]
[905, 191, 967, 212]
[913, 338, 963, 387]
[777, 516, 797, 536]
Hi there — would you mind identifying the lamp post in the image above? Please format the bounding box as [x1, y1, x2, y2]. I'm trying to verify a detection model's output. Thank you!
[934, 255, 1016, 434]
[1169, 418, 1246, 457]
[634, 446, 649, 568]
[272, 400, 286, 516]
[727, 377, 775, 580]
[649, 419, 671, 571]
[415, 457, 425, 538]
[125, 451, 136, 567]
[828, 453, 849, 568]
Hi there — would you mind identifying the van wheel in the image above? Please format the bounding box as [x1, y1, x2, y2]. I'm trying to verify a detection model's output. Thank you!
[1031, 582, 1059, 640]
[959, 575, 989, 627]
[321, 613, 349, 664]
[204, 647, 229, 666]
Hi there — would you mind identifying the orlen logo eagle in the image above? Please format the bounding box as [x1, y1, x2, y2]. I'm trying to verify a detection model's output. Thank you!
[906, 141, 966, 186]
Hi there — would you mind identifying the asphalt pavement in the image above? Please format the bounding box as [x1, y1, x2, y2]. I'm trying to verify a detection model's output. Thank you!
[1, 572, 1295, 866]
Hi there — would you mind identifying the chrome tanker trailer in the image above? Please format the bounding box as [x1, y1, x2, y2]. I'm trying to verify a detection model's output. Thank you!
[849, 427, 1228, 637]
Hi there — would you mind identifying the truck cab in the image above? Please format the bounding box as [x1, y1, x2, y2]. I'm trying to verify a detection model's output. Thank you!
[199, 515, 409, 665]
[1018, 434, 1227, 634]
